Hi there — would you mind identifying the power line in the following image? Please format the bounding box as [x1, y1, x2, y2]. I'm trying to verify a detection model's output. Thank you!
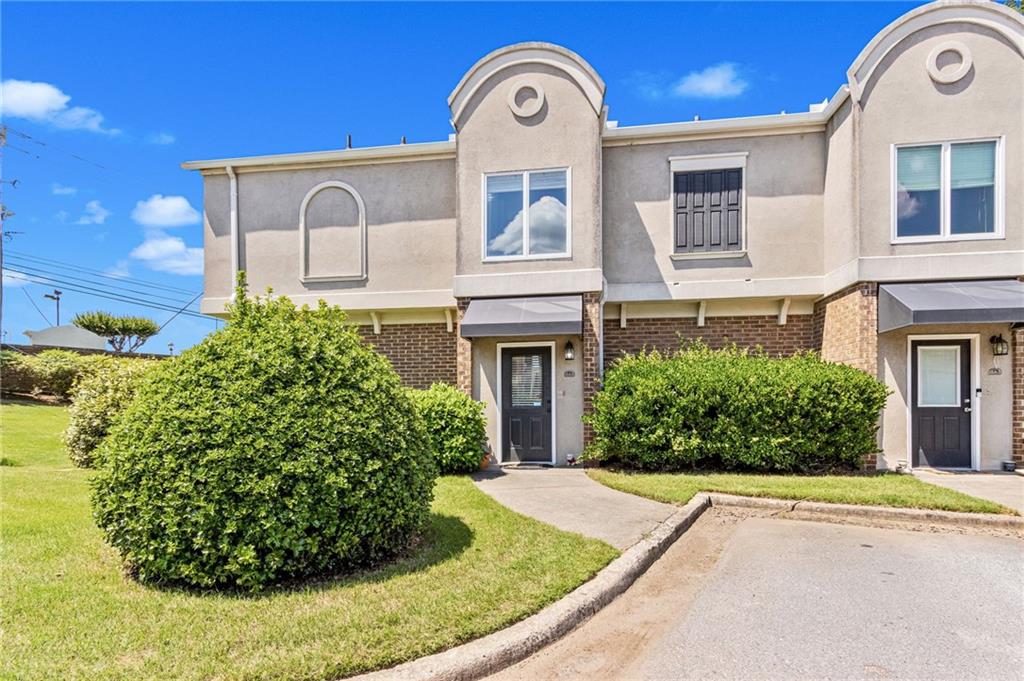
[7, 261, 198, 305]
[157, 291, 204, 333]
[3, 266, 213, 320]
[21, 287, 52, 326]
[4, 126, 109, 170]
[7, 250, 196, 294]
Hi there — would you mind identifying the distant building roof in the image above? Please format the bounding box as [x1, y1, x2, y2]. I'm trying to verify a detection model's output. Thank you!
[23, 325, 108, 351]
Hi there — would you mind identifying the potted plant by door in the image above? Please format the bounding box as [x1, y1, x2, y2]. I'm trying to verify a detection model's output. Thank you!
[480, 443, 492, 471]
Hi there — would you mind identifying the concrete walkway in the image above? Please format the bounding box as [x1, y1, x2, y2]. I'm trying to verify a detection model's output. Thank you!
[913, 469, 1024, 514]
[473, 467, 676, 549]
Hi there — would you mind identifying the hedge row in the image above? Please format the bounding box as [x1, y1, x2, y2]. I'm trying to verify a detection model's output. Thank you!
[584, 344, 889, 473]
[0, 349, 133, 399]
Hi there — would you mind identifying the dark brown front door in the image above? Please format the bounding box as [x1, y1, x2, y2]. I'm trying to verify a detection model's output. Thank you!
[911, 339, 972, 468]
[501, 347, 552, 463]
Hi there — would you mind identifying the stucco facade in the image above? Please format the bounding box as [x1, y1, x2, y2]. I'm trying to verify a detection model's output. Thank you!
[185, 1, 1024, 470]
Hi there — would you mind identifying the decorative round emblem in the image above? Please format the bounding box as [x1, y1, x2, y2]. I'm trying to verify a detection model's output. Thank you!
[926, 41, 973, 85]
[507, 79, 546, 118]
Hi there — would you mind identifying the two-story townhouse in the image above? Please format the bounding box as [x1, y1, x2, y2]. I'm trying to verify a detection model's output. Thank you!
[184, 1, 1024, 472]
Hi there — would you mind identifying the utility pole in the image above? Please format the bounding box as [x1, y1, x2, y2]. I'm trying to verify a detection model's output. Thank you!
[43, 289, 62, 326]
[0, 124, 8, 333]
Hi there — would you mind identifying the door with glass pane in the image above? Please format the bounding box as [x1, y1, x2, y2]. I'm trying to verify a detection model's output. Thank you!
[500, 347, 552, 463]
[911, 340, 971, 468]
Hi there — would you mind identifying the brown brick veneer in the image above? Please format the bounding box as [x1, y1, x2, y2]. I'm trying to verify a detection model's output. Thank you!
[603, 314, 816, 368]
[582, 292, 602, 445]
[455, 298, 472, 396]
[812, 283, 878, 374]
[357, 323, 456, 390]
[1013, 325, 1024, 466]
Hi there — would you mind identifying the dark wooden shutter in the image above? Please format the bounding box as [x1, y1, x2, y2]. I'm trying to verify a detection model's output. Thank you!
[674, 169, 743, 253]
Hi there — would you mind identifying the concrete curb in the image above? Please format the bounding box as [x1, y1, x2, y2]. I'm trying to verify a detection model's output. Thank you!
[352, 495, 711, 681]
[706, 493, 1024, 529]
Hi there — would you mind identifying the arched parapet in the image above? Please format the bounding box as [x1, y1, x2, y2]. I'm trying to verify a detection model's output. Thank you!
[847, 0, 1024, 104]
[298, 180, 367, 283]
[448, 42, 606, 129]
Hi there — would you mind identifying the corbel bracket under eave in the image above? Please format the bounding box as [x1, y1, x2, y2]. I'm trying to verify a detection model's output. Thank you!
[778, 297, 792, 326]
[697, 300, 707, 328]
[444, 308, 454, 333]
[369, 311, 382, 335]
[619, 303, 628, 329]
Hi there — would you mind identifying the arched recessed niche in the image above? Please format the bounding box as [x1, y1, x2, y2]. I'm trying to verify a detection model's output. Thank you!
[298, 180, 367, 283]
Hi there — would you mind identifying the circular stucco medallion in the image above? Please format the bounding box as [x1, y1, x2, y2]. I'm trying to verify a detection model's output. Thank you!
[926, 41, 973, 85]
[507, 79, 546, 118]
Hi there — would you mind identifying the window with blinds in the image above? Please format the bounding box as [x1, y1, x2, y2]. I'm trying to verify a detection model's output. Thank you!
[673, 169, 743, 254]
[895, 140, 999, 240]
[510, 354, 544, 407]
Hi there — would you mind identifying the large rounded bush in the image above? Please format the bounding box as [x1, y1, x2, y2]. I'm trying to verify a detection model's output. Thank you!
[64, 358, 156, 468]
[410, 383, 487, 474]
[91, 286, 436, 590]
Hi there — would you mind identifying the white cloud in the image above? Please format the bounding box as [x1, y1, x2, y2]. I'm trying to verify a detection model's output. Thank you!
[2, 269, 36, 288]
[673, 63, 748, 99]
[131, 194, 200, 228]
[487, 196, 567, 256]
[105, 259, 130, 278]
[147, 132, 176, 145]
[76, 200, 110, 225]
[51, 183, 77, 196]
[130, 233, 203, 275]
[0, 79, 120, 134]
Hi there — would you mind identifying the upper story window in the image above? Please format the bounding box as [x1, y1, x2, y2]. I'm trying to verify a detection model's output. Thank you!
[670, 153, 747, 257]
[894, 139, 1003, 242]
[484, 168, 570, 260]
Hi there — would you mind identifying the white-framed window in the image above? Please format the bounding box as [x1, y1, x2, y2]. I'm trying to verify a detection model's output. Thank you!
[668, 152, 747, 258]
[892, 138, 1003, 243]
[482, 168, 570, 261]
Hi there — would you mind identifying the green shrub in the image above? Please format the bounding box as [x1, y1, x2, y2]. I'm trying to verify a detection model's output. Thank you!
[30, 350, 86, 399]
[0, 350, 38, 394]
[410, 383, 487, 474]
[585, 344, 889, 473]
[91, 281, 436, 590]
[64, 359, 156, 468]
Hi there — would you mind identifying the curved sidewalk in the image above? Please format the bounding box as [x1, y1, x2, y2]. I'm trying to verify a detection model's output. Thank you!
[473, 467, 676, 549]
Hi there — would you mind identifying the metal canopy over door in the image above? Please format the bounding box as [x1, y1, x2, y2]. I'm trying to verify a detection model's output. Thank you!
[911, 339, 972, 468]
[500, 346, 552, 463]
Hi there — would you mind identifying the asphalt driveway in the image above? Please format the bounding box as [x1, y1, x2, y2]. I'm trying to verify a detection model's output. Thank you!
[494, 509, 1024, 680]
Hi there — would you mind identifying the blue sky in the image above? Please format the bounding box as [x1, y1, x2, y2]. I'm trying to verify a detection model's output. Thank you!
[1, 1, 922, 352]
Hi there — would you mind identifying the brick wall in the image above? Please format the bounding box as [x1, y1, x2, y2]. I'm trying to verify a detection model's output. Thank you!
[582, 292, 601, 445]
[455, 298, 472, 396]
[603, 314, 816, 368]
[1013, 326, 1024, 466]
[812, 283, 878, 374]
[357, 323, 456, 390]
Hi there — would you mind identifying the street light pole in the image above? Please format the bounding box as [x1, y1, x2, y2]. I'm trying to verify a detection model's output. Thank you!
[43, 289, 62, 326]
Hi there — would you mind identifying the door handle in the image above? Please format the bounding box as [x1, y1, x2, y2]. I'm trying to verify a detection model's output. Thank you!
[963, 406, 972, 413]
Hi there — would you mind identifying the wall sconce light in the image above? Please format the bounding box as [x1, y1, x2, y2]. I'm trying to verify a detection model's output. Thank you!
[990, 334, 1009, 357]
[564, 341, 575, 361]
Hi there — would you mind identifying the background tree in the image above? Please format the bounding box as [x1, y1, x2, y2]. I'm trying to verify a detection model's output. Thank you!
[1006, 0, 1022, 14]
[72, 311, 159, 353]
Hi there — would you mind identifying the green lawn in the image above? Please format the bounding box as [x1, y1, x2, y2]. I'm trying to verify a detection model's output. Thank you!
[589, 468, 1015, 515]
[1, 400, 618, 680]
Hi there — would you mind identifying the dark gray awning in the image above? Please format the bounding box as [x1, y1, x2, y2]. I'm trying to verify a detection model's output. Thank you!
[878, 280, 1024, 333]
[460, 295, 582, 338]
